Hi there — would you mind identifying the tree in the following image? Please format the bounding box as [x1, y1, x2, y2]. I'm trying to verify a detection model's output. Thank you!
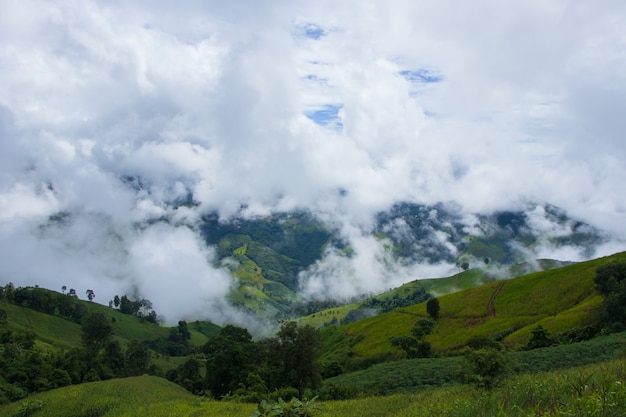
[81, 312, 114, 352]
[125, 339, 150, 376]
[61, 285, 67, 295]
[86, 289, 95, 302]
[426, 297, 440, 320]
[68, 288, 77, 298]
[390, 318, 435, 358]
[411, 318, 435, 340]
[177, 320, 191, 341]
[461, 347, 512, 391]
[526, 325, 553, 350]
[594, 261, 626, 328]
[113, 295, 120, 308]
[271, 321, 322, 399]
[204, 325, 255, 398]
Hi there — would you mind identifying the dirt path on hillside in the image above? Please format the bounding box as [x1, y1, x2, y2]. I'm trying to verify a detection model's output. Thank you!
[487, 282, 505, 318]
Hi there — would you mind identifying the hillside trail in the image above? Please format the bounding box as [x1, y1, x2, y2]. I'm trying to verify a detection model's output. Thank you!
[487, 282, 506, 318]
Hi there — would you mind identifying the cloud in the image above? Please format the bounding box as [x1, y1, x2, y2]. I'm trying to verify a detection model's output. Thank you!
[1, 0, 625, 323]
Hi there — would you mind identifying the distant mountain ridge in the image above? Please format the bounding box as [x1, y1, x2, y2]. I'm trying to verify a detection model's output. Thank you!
[196, 201, 607, 317]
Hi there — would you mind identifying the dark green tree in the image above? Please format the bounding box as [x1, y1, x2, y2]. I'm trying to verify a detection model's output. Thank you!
[426, 297, 440, 319]
[271, 321, 321, 399]
[204, 325, 255, 398]
[411, 318, 435, 340]
[594, 261, 626, 328]
[390, 318, 435, 358]
[461, 347, 512, 391]
[125, 339, 150, 376]
[81, 312, 114, 353]
[103, 340, 125, 375]
[177, 320, 191, 340]
[525, 325, 553, 350]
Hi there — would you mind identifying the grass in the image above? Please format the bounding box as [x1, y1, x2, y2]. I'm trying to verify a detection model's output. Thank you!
[0, 296, 219, 356]
[328, 252, 626, 360]
[2, 359, 624, 416]
[0, 376, 256, 417]
[323, 331, 625, 397]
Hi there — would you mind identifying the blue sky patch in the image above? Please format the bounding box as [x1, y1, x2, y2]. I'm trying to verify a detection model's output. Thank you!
[399, 68, 443, 83]
[305, 104, 343, 131]
[294, 22, 326, 40]
[303, 23, 325, 40]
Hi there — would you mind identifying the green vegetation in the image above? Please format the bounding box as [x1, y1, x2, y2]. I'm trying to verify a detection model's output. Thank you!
[324, 251, 626, 366]
[2, 247, 626, 415]
[0, 360, 624, 416]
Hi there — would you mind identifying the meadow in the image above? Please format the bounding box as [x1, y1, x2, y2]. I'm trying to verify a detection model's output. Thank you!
[1, 359, 624, 417]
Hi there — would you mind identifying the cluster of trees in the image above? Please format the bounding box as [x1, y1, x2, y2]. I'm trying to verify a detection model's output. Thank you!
[594, 260, 626, 331]
[0, 310, 154, 404]
[1, 284, 90, 324]
[0, 284, 158, 326]
[166, 321, 321, 401]
[362, 288, 431, 314]
[110, 294, 159, 324]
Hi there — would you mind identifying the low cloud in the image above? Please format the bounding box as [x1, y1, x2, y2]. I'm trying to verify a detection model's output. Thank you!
[1, 1, 625, 324]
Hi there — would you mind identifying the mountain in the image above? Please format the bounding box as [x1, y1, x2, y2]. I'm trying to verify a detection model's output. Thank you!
[197, 201, 607, 317]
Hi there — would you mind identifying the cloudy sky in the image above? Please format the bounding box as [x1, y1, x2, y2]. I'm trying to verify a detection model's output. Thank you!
[1, 0, 625, 324]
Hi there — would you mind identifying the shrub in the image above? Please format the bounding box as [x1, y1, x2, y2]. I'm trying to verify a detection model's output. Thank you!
[251, 397, 320, 417]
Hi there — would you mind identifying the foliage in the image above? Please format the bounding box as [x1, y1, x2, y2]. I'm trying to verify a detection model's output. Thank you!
[361, 288, 430, 314]
[81, 311, 114, 352]
[426, 297, 440, 319]
[265, 322, 322, 399]
[525, 325, 554, 350]
[323, 331, 625, 399]
[594, 260, 626, 328]
[389, 318, 434, 359]
[460, 347, 513, 390]
[251, 397, 320, 417]
[203, 325, 256, 398]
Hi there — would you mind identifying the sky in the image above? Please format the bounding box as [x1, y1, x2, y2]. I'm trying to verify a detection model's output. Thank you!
[1, 0, 625, 326]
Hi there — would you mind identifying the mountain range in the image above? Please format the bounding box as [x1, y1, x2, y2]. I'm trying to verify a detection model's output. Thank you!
[194, 200, 608, 318]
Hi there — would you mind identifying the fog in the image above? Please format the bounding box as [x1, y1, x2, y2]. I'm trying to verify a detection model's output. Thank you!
[1, 0, 625, 325]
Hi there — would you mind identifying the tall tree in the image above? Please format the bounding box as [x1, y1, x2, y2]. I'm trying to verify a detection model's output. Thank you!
[125, 339, 150, 376]
[272, 321, 321, 399]
[426, 297, 440, 319]
[81, 311, 114, 353]
[204, 325, 255, 398]
[594, 261, 626, 328]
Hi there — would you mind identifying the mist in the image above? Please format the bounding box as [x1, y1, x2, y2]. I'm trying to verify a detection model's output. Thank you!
[1, 0, 625, 325]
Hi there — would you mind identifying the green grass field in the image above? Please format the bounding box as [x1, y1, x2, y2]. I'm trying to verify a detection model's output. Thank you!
[1, 358, 624, 417]
[328, 252, 626, 360]
[0, 294, 220, 355]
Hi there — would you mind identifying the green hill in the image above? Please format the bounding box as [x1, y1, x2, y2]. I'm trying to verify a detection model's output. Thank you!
[0, 291, 220, 351]
[320, 251, 626, 367]
[300, 259, 571, 328]
[0, 375, 256, 417]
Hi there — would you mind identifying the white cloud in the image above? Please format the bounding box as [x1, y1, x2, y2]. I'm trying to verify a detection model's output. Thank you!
[1, 0, 625, 322]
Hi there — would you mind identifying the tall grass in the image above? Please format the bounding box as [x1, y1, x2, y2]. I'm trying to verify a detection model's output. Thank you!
[2, 360, 623, 417]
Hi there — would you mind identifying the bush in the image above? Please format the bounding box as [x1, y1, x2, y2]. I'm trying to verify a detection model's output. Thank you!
[251, 397, 320, 417]
[461, 347, 514, 391]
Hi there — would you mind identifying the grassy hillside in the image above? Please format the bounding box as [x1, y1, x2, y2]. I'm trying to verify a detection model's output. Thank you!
[324, 251, 626, 363]
[0, 375, 256, 417]
[1, 360, 624, 416]
[323, 331, 625, 396]
[301, 259, 570, 328]
[0, 291, 220, 351]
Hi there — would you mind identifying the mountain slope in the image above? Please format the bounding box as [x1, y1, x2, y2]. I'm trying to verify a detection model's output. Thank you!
[194, 201, 608, 317]
[322, 251, 626, 365]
